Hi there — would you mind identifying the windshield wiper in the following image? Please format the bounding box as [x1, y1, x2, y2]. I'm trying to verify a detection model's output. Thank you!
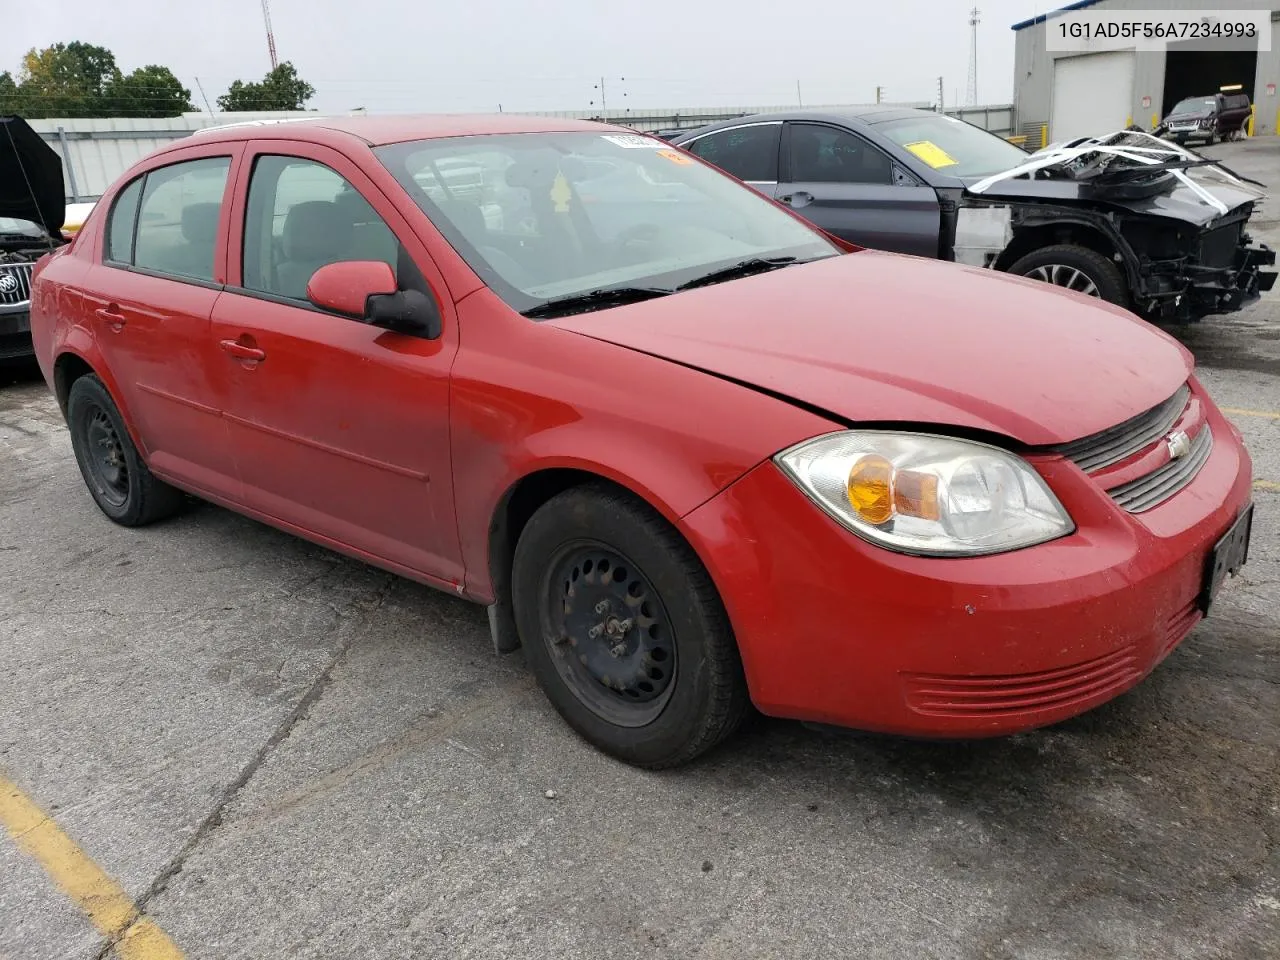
[675, 256, 800, 291]
[522, 285, 673, 319]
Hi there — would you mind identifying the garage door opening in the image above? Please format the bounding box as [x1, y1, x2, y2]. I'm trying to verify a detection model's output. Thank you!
[1161, 42, 1258, 117]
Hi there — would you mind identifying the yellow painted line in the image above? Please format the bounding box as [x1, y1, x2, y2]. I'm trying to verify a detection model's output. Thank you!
[1223, 407, 1280, 421]
[1256, 480, 1280, 492]
[0, 775, 184, 960]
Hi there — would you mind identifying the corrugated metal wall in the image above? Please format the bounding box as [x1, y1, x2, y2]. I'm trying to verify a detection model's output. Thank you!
[1013, 0, 1280, 140]
[30, 102, 1015, 202]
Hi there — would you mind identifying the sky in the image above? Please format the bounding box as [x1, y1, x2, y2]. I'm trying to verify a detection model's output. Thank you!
[7, 0, 1052, 116]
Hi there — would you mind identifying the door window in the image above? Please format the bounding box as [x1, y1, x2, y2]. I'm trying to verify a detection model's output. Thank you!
[787, 123, 894, 185]
[242, 155, 401, 301]
[131, 157, 231, 282]
[685, 124, 781, 182]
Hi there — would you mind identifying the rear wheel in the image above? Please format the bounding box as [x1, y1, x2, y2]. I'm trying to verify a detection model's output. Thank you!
[1007, 244, 1129, 308]
[511, 484, 750, 768]
[67, 374, 185, 526]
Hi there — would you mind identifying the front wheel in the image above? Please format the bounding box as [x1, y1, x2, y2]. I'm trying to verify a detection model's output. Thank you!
[1006, 244, 1129, 308]
[511, 485, 750, 768]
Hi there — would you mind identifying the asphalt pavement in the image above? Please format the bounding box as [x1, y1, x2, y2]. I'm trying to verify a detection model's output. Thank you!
[2, 139, 1279, 960]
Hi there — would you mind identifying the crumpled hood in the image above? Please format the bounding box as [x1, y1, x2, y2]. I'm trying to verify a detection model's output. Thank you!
[553, 251, 1193, 447]
[0, 116, 65, 234]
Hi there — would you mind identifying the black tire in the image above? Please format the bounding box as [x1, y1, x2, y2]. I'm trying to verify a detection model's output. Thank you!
[66, 374, 185, 526]
[511, 484, 750, 769]
[1007, 243, 1129, 308]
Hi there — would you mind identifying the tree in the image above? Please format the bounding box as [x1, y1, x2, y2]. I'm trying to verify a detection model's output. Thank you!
[217, 62, 315, 112]
[106, 65, 194, 118]
[0, 71, 25, 116]
[0, 43, 193, 118]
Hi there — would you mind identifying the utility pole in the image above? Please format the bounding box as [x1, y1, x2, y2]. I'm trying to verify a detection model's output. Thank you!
[937, 76, 945, 113]
[967, 7, 980, 106]
[592, 77, 607, 119]
[797, 79, 803, 107]
[195, 76, 215, 115]
[875, 85, 883, 104]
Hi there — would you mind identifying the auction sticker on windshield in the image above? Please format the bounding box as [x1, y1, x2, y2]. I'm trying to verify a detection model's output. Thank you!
[602, 134, 665, 149]
[658, 149, 694, 165]
[904, 141, 958, 169]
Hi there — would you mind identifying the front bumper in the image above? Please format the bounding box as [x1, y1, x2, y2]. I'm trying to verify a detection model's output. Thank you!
[0, 308, 34, 362]
[680, 392, 1253, 738]
[1140, 240, 1277, 322]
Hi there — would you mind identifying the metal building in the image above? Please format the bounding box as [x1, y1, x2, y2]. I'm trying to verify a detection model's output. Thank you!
[1012, 0, 1280, 142]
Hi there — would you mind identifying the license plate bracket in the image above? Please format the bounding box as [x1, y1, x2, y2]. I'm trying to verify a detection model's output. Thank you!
[1199, 503, 1253, 614]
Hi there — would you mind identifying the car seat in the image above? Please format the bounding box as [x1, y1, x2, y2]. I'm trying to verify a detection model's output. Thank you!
[276, 200, 356, 299]
[154, 202, 220, 279]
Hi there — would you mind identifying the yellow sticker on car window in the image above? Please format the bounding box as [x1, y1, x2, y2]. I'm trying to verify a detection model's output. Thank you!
[550, 171, 572, 213]
[904, 140, 958, 169]
[657, 149, 693, 165]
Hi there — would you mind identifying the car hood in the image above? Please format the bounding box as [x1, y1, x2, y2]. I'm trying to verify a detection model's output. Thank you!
[966, 176, 1261, 227]
[552, 252, 1193, 447]
[0, 116, 65, 235]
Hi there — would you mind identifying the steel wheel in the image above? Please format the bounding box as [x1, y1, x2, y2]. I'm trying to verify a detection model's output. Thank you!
[66, 374, 187, 527]
[84, 404, 130, 508]
[541, 541, 677, 728]
[1023, 263, 1100, 297]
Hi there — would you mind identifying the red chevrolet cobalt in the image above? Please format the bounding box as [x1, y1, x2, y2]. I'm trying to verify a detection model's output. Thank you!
[28, 115, 1253, 768]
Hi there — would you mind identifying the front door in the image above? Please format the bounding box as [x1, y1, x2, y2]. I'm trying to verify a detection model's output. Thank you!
[81, 149, 243, 498]
[211, 144, 464, 586]
[778, 122, 940, 257]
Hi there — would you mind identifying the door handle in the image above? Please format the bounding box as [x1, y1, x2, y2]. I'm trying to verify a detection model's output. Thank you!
[219, 339, 266, 362]
[780, 191, 813, 207]
[95, 305, 125, 330]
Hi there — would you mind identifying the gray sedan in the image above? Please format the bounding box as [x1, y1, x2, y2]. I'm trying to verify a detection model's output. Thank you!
[669, 107, 1276, 322]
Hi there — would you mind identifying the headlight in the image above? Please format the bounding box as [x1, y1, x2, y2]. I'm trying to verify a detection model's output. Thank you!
[774, 431, 1074, 557]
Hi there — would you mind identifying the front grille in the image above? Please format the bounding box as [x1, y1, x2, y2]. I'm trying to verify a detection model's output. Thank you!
[1199, 222, 1243, 269]
[0, 262, 32, 306]
[1053, 385, 1190, 474]
[903, 645, 1142, 718]
[1108, 425, 1213, 512]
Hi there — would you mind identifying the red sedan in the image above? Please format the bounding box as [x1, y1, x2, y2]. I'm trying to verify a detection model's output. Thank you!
[28, 115, 1253, 768]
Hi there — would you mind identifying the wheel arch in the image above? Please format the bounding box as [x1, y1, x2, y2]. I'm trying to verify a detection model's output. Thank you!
[994, 219, 1124, 274]
[51, 344, 149, 456]
[483, 462, 721, 655]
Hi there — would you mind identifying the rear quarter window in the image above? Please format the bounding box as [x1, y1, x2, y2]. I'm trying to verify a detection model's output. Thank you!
[105, 177, 144, 264]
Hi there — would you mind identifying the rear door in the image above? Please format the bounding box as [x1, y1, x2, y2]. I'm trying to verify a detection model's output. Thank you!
[777, 121, 940, 256]
[80, 147, 244, 499]
[681, 121, 782, 197]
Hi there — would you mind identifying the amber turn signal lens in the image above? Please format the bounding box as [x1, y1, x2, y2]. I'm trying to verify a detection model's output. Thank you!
[846, 455, 894, 525]
[894, 471, 940, 521]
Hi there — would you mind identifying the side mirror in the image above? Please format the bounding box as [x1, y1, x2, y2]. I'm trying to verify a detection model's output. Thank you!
[306, 260, 442, 340]
[307, 260, 397, 317]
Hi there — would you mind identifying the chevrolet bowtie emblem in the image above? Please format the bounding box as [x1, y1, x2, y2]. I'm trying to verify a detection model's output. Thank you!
[1166, 430, 1192, 460]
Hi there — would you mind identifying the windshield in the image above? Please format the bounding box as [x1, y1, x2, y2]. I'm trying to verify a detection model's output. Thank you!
[375, 131, 840, 315]
[0, 217, 46, 238]
[1171, 98, 1216, 114]
[874, 113, 1030, 178]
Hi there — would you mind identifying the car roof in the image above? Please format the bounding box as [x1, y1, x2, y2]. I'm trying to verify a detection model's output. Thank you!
[173, 112, 627, 151]
[675, 105, 939, 137]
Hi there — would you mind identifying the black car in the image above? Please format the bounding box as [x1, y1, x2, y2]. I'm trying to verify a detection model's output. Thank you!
[1160, 92, 1252, 145]
[1, 116, 68, 364]
[671, 107, 1276, 322]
